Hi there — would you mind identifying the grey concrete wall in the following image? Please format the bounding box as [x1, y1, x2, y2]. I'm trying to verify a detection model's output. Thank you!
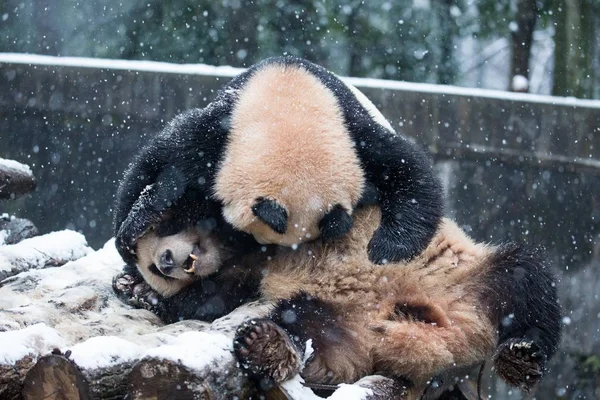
[0, 56, 599, 399]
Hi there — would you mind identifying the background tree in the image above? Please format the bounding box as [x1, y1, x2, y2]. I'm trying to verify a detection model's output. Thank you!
[0, 0, 598, 98]
[552, 0, 598, 98]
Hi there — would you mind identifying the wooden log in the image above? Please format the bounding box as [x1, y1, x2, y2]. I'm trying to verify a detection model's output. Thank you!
[128, 358, 258, 400]
[0, 356, 35, 400]
[21, 353, 134, 400]
[20, 354, 255, 400]
[0, 216, 38, 245]
[22, 354, 90, 400]
[0, 159, 36, 200]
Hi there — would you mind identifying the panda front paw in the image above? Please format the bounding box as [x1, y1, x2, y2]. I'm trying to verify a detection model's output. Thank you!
[367, 226, 414, 265]
[112, 271, 161, 313]
[493, 338, 546, 393]
[233, 319, 302, 388]
[319, 204, 353, 241]
[112, 270, 144, 301]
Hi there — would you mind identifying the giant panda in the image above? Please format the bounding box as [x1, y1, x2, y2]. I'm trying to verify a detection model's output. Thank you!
[113, 56, 443, 268]
[114, 207, 562, 397]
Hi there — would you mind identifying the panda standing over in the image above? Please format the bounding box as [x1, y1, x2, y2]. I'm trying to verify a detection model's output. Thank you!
[113, 56, 444, 277]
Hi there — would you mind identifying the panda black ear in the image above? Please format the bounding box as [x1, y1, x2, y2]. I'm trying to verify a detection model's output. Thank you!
[252, 197, 288, 234]
[319, 204, 353, 241]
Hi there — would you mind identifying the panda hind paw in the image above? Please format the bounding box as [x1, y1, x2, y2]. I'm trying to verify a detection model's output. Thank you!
[493, 338, 545, 392]
[233, 319, 302, 385]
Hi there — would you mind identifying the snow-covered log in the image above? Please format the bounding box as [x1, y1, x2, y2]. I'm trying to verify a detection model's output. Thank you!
[0, 237, 435, 399]
[0, 215, 38, 246]
[0, 230, 92, 280]
[0, 158, 36, 200]
[0, 240, 268, 399]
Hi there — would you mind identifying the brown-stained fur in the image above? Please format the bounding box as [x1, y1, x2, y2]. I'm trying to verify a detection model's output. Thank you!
[215, 63, 365, 246]
[257, 206, 498, 387]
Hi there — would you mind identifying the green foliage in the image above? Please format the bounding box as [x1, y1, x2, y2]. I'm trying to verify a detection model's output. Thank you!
[0, 0, 466, 84]
[0, 0, 597, 97]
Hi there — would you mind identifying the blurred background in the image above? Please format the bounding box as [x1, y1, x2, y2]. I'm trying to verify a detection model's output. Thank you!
[1, 1, 599, 399]
[1, 0, 599, 97]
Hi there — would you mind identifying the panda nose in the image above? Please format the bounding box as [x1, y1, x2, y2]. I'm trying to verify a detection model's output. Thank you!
[159, 250, 175, 275]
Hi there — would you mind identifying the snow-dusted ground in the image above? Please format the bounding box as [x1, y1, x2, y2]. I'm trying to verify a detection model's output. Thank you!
[0, 234, 374, 399]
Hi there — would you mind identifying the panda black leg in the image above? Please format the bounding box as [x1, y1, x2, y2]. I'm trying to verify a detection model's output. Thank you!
[367, 223, 413, 265]
[234, 319, 302, 386]
[486, 244, 561, 391]
[355, 136, 443, 264]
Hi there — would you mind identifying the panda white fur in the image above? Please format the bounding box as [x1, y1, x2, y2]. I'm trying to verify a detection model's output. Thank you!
[114, 207, 561, 398]
[113, 56, 443, 269]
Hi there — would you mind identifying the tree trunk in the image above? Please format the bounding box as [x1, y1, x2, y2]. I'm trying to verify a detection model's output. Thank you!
[438, 0, 457, 85]
[509, 0, 538, 92]
[552, 0, 596, 98]
[346, 1, 365, 77]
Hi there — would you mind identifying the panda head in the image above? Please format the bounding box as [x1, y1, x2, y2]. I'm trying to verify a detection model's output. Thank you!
[135, 227, 231, 297]
[215, 62, 365, 247]
[220, 196, 357, 247]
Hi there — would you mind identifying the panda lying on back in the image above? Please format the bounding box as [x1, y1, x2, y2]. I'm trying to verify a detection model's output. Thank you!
[113, 56, 443, 269]
[114, 207, 561, 398]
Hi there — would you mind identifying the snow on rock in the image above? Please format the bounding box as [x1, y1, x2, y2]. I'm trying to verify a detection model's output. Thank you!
[0, 157, 33, 176]
[0, 230, 6, 246]
[0, 230, 92, 280]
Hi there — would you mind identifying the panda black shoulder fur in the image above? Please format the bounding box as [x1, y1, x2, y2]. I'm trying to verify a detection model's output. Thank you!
[113, 56, 443, 267]
[116, 207, 562, 397]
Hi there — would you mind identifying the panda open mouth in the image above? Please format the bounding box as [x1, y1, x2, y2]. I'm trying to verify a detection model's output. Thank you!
[183, 245, 202, 274]
[184, 254, 197, 274]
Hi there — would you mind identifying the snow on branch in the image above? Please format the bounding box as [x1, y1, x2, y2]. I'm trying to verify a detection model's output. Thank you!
[0, 158, 36, 200]
[0, 215, 38, 246]
[0, 230, 92, 280]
